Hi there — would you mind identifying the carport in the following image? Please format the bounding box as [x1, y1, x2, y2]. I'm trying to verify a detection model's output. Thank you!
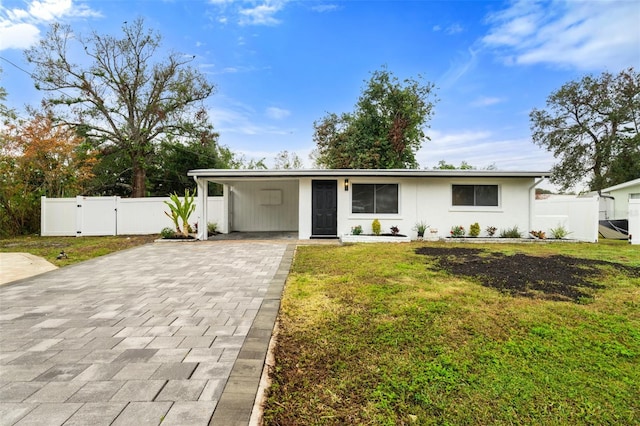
[189, 170, 301, 240]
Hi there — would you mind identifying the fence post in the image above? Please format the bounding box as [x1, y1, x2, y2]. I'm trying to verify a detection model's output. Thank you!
[76, 196, 83, 237]
[40, 196, 46, 236]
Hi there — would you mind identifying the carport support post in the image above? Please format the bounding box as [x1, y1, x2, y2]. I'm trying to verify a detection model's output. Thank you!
[195, 177, 208, 240]
[529, 177, 546, 233]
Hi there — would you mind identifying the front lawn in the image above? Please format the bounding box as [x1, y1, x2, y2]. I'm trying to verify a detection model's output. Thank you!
[264, 240, 640, 425]
[0, 235, 158, 267]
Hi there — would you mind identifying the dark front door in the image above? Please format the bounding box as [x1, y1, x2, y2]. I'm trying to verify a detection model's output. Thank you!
[312, 180, 337, 237]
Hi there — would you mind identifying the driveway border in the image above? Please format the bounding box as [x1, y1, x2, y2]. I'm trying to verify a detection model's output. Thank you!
[209, 244, 295, 425]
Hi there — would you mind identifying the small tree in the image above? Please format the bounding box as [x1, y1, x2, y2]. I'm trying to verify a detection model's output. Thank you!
[0, 114, 96, 236]
[313, 66, 437, 169]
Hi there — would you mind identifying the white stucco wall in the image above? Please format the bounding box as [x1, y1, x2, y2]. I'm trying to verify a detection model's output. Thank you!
[299, 179, 312, 239]
[298, 176, 536, 240]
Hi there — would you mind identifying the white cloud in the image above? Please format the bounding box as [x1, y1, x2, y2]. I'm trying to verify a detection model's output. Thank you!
[209, 102, 293, 136]
[208, 0, 288, 26]
[0, 22, 40, 50]
[482, 0, 640, 71]
[417, 129, 554, 171]
[471, 97, 504, 107]
[239, 2, 284, 26]
[0, 0, 101, 51]
[437, 48, 479, 89]
[446, 23, 463, 35]
[433, 23, 463, 35]
[265, 106, 290, 120]
[311, 4, 339, 13]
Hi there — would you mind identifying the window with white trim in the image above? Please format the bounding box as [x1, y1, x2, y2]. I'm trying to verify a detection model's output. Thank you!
[352, 184, 398, 214]
[452, 185, 499, 206]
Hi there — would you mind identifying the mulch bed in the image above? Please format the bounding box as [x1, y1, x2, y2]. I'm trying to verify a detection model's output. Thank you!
[415, 246, 640, 302]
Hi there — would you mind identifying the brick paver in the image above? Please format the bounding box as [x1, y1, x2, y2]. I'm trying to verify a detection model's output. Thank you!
[0, 242, 294, 425]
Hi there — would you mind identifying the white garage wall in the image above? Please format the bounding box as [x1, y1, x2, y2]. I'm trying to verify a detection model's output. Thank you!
[230, 180, 299, 232]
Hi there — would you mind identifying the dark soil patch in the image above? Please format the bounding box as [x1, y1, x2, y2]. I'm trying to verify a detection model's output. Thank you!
[415, 246, 640, 303]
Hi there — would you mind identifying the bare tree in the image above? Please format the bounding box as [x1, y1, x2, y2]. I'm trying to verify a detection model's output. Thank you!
[25, 18, 216, 197]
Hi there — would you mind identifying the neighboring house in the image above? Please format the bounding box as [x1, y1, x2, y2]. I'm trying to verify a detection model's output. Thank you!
[598, 178, 640, 220]
[187, 169, 550, 240]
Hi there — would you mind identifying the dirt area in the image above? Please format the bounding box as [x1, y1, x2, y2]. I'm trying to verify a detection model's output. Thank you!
[415, 246, 640, 302]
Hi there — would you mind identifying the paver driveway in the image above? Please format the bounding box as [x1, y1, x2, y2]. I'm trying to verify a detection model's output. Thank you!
[0, 242, 294, 426]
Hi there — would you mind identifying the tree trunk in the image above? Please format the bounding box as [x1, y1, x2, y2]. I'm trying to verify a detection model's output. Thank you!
[131, 159, 146, 198]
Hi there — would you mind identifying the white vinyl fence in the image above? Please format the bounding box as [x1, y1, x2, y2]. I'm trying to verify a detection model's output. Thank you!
[533, 196, 599, 242]
[629, 199, 640, 245]
[41, 196, 224, 237]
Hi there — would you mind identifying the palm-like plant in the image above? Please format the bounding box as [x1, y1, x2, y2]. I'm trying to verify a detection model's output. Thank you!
[164, 189, 196, 237]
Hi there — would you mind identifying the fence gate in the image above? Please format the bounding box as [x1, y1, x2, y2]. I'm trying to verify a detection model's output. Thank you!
[76, 196, 117, 236]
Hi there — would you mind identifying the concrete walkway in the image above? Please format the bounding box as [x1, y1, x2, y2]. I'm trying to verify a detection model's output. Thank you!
[0, 253, 58, 286]
[0, 242, 294, 426]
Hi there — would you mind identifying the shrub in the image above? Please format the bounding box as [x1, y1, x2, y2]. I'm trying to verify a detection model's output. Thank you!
[550, 225, 572, 239]
[207, 222, 218, 235]
[530, 230, 547, 239]
[390, 226, 400, 236]
[351, 225, 363, 235]
[500, 226, 522, 238]
[450, 225, 465, 237]
[160, 227, 176, 239]
[486, 226, 497, 237]
[372, 219, 381, 236]
[413, 221, 429, 235]
[469, 222, 480, 237]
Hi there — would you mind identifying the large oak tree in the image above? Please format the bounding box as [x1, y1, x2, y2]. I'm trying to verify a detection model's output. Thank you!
[25, 18, 217, 197]
[530, 68, 639, 192]
[313, 67, 437, 169]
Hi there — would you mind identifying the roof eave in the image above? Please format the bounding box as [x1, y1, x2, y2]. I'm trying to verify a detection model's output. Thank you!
[187, 168, 550, 179]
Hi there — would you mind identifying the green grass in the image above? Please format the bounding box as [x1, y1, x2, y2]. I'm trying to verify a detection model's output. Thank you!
[0, 234, 158, 267]
[264, 240, 640, 425]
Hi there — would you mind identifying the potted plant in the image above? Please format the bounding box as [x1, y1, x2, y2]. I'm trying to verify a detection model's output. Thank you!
[413, 221, 429, 239]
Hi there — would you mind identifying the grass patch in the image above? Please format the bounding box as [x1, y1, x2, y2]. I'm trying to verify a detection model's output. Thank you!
[0, 234, 158, 267]
[264, 240, 640, 425]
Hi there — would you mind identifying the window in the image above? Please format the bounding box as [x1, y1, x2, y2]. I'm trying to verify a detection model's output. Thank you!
[352, 184, 398, 214]
[452, 185, 499, 206]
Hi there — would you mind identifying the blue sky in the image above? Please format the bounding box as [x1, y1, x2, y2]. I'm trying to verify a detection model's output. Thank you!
[1, 0, 639, 185]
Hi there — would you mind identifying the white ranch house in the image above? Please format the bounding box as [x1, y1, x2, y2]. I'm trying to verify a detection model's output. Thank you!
[188, 169, 552, 241]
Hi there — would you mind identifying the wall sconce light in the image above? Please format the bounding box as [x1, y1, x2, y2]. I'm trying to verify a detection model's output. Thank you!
[344, 179, 349, 191]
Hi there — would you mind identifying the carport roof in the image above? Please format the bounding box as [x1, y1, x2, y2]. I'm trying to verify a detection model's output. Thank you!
[188, 169, 550, 180]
